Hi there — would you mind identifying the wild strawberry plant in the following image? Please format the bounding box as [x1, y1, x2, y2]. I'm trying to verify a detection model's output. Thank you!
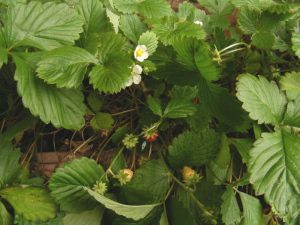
[0, 0, 300, 224]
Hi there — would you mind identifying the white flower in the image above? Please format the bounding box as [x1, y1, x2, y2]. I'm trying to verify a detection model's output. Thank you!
[126, 65, 142, 87]
[134, 45, 149, 62]
[194, 21, 203, 26]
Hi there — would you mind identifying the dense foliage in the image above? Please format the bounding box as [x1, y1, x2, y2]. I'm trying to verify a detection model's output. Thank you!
[0, 0, 300, 224]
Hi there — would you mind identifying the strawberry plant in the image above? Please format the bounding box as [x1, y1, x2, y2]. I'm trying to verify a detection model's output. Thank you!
[0, 0, 300, 224]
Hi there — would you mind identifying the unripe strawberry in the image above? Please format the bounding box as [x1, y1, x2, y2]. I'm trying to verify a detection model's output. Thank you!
[182, 166, 195, 180]
[123, 169, 133, 181]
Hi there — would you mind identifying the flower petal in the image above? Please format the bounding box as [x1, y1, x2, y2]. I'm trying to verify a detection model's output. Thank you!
[126, 78, 133, 87]
[133, 65, 142, 75]
[133, 75, 141, 84]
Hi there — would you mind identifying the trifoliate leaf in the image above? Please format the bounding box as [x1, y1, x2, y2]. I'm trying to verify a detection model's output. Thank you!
[279, 72, 300, 101]
[119, 14, 147, 44]
[77, 0, 110, 37]
[3, 116, 38, 141]
[0, 186, 56, 222]
[0, 201, 13, 225]
[239, 192, 262, 225]
[63, 205, 104, 225]
[87, 93, 105, 113]
[84, 187, 157, 221]
[90, 112, 114, 131]
[138, 31, 158, 56]
[163, 98, 197, 118]
[221, 187, 241, 225]
[36, 47, 99, 89]
[89, 52, 133, 93]
[166, 197, 197, 225]
[236, 74, 287, 125]
[49, 157, 107, 213]
[4, 1, 83, 51]
[251, 31, 275, 49]
[13, 53, 86, 130]
[97, 32, 127, 64]
[150, 62, 201, 87]
[146, 16, 206, 45]
[177, 2, 196, 20]
[147, 97, 163, 117]
[197, 0, 235, 29]
[249, 130, 300, 215]
[283, 95, 300, 128]
[126, 159, 171, 202]
[168, 129, 220, 170]
[198, 78, 246, 126]
[114, 0, 172, 18]
[229, 138, 254, 164]
[0, 135, 21, 187]
[186, 104, 211, 133]
[173, 85, 198, 101]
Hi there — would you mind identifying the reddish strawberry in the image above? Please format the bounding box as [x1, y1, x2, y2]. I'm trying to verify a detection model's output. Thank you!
[144, 132, 158, 142]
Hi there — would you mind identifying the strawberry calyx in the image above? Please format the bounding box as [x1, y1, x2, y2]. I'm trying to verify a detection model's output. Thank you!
[142, 126, 158, 142]
[114, 169, 133, 185]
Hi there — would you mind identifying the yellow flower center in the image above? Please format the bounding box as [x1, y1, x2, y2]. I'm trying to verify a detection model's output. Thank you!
[136, 49, 143, 57]
[131, 71, 135, 75]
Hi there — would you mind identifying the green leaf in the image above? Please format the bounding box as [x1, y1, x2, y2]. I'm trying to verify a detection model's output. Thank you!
[267, 2, 300, 14]
[236, 74, 287, 125]
[63, 205, 104, 225]
[112, 127, 130, 144]
[138, 31, 158, 56]
[146, 16, 206, 45]
[0, 135, 21, 187]
[48, 157, 107, 213]
[4, 2, 83, 51]
[110, 152, 127, 174]
[97, 32, 127, 64]
[0, 30, 7, 68]
[14, 212, 64, 225]
[106, 9, 120, 33]
[150, 62, 201, 87]
[147, 97, 162, 117]
[197, 0, 234, 29]
[251, 31, 275, 49]
[84, 187, 157, 221]
[258, 11, 293, 32]
[87, 93, 105, 113]
[119, 14, 148, 44]
[168, 129, 220, 170]
[0, 186, 56, 222]
[159, 207, 169, 225]
[36, 47, 98, 89]
[229, 138, 254, 164]
[89, 52, 133, 93]
[163, 99, 197, 118]
[90, 112, 114, 131]
[195, 44, 221, 81]
[0, 0, 26, 6]
[173, 86, 198, 101]
[215, 133, 231, 169]
[283, 96, 300, 128]
[221, 187, 241, 225]
[186, 104, 211, 133]
[249, 130, 300, 215]
[198, 78, 246, 126]
[3, 116, 38, 141]
[279, 72, 300, 101]
[239, 192, 262, 225]
[172, 36, 201, 71]
[13, 53, 86, 130]
[165, 197, 197, 225]
[231, 0, 274, 11]
[126, 159, 171, 202]
[77, 0, 109, 37]
[237, 6, 258, 34]
[114, 0, 172, 18]
[0, 201, 13, 225]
